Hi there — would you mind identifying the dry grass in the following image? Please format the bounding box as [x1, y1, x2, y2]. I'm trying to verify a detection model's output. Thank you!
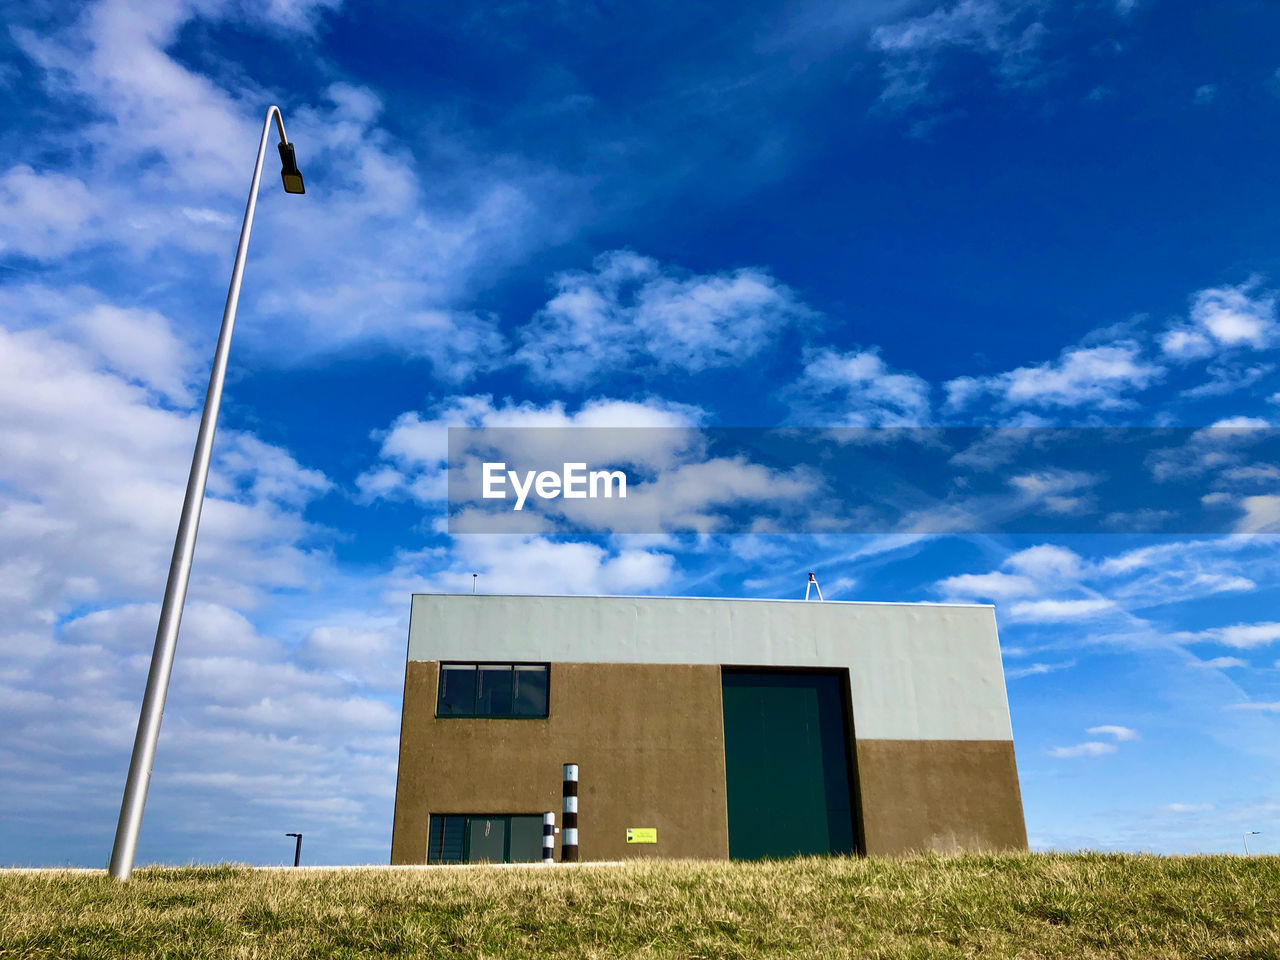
[2, 853, 1279, 959]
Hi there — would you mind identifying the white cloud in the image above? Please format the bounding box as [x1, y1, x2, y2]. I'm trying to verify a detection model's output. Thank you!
[15, 2, 262, 197]
[937, 544, 1098, 617]
[1161, 280, 1279, 359]
[69, 303, 196, 405]
[937, 571, 1037, 601]
[210, 433, 331, 509]
[1086, 724, 1139, 741]
[944, 341, 1163, 413]
[12, 3, 570, 372]
[1176, 622, 1280, 649]
[359, 393, 828, 536]
[1179, 362, 1275, 399]
[247, 0, 344, 32]
[1049, 741, 1117, 758]
[0, 319, 331, 625]
[1164, 802, 1213, 812]
[516, 251, 814, 387]
[1193, 283, 1277, 348]
[1220, 463, 1280, 484]
[204, 691, 398, 734]
[1189, 656, 1248, 670]
[1225, 702, 1280, 713]
[295, 624, 404, 691]
[1192, 84, 1217, 105]
[786, 347, 932, 426]
[1209, 416, 1272, 429]
[0, 285, 197, 406]
[1004, 543, 1086, 580]
[393, 536, 676, 598]
[1159, 327, 1214, 360]
[62, 601, 273, 662]
[553, 456, 819, 535]
[357, 394, 707, 504]
[1094, 537, 1269, 611]
[245, 83, 558, 374]
[1006, 660, 1075, 679]
[0, 299, 414, 865]
[1237, 495, 1280, 534]
[1007, 469, 1100, 516]
[1188, 573, 1255, 593]
[937, 539, 1274, 646]
[1007, 598, 1114, 622]
[824, 576, 858, 597]
[870, 0, 1050, 108]
[1046, 721, 1146, 776]
[0, 166, 100, 260]
[1144, 419, 1272, 492]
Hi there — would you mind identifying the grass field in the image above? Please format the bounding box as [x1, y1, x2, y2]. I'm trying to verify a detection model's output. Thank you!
[2, 853, 1278, 959]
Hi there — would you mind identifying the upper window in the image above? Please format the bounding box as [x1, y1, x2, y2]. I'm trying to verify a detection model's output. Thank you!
[437, 663, 549, 718]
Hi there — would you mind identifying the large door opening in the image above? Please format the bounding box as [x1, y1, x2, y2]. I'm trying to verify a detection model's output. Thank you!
[721, 669, 857, 859]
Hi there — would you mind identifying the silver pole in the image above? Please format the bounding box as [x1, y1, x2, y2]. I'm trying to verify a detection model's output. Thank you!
[108, 107, 293, 880]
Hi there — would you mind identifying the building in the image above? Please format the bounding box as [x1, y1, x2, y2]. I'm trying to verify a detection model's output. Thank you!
[391, 593, 1027, 864]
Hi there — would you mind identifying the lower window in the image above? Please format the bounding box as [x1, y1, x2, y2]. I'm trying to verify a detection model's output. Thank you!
[427, 814, 545, 864]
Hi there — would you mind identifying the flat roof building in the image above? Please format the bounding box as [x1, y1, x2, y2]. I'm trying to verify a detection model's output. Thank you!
[391, 594, 1027, 864]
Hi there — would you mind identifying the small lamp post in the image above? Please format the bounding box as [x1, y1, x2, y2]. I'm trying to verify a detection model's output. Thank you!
[1244, 831, 1261, 855]
[286, 833, 303, 867]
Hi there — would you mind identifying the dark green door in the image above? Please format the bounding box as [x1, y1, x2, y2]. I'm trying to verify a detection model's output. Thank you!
[721, 670, 856, 859]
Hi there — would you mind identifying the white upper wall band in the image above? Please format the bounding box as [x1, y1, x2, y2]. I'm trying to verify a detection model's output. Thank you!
[408, 594, 1013, 742]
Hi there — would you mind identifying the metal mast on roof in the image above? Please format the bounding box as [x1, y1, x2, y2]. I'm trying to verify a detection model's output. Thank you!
[805, 572, 824, 601]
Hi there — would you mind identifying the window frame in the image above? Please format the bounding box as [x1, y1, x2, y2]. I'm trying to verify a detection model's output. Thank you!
[427, 813, 547, 864]
[435, 661, 550, 719]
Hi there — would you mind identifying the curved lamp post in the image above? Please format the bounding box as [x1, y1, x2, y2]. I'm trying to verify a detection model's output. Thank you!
[1244, 831, 1261, 855]
[108, 106, 305, 881]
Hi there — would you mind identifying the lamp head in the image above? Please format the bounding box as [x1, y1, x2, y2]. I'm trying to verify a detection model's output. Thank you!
[278, 142, 305, 195]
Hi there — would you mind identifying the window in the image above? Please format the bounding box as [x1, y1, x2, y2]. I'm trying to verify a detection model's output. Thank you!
[436, 663, 549, 718]
[427, 814, 546, 863]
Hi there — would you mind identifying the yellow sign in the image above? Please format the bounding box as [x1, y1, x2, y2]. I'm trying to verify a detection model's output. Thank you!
[626, 827, 657, 844]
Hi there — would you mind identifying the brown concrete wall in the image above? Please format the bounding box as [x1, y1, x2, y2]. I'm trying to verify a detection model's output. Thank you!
[855, 739, 1028, 855]
[391, 661, 730, 864]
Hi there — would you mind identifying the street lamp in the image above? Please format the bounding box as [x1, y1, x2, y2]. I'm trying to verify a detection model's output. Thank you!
[278, 142, 305, 195]
[286, 833, 303, 867]
[1244, 831, 1261, 855]
[108, 106, 306, 881]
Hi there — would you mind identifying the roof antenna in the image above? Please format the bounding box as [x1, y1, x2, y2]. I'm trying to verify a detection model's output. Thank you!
[805, 572, 824, 601]
[472, 573, 478, 594]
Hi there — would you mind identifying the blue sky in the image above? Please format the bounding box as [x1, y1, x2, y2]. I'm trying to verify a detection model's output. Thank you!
[1, 0, 1279, 867]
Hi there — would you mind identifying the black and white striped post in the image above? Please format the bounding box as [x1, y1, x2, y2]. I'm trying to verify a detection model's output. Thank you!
[542, 811, 555, 864]
[561, 763, 579, 862]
